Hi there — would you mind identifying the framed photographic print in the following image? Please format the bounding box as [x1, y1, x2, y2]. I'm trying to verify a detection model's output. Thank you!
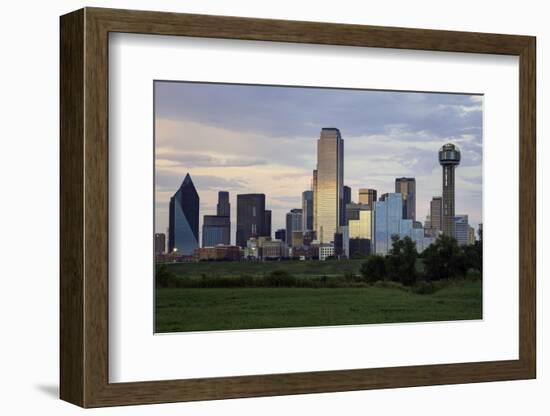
[60, 7, 536, 408]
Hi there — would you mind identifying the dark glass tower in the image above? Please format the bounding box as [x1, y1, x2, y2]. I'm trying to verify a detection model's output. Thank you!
[395, 177, 416, 220]
[263, 210, 272, 238]
[236, 194, 266, 247]
[217, 191, 230, 217]
[341, 185, 352, 225]
[439, 143, 461, 238]
[302, 190, 314, 231]
[168, 173, 199, 255]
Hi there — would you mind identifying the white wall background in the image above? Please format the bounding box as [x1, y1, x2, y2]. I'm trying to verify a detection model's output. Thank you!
[0, 0, 546, 414]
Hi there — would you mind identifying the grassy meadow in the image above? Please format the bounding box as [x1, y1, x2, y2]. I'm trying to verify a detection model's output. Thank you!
[155, 260, 482, 333]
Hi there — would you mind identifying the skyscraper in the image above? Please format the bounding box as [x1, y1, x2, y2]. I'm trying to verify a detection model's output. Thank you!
[168, 173, 199, 255]
[373, 193, 402, 255]
[263, 210, 272, 238]
[217, 191, 230, 217]
[358, 188, 377, 206]
[313, 128, 344, 243]
[302, 190, 314, 231]
[154, 233, 166, 255]
[202, 191, 231, 247]
[342, 185, 352, 225]
[286, 208, 303, 247]
[236, 193, 266, 248]
[202, 215, 231, 247]
[429, 196, 443, 233]
[439, 143, 461, 238]
[275, 228, 286, 243]
[395, 177, 416, 220]
[454, 215, 470, 246]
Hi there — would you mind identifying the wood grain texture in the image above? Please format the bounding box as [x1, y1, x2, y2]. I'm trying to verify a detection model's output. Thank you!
[59, 8, 84, 407]
[59, 7, 537, 408]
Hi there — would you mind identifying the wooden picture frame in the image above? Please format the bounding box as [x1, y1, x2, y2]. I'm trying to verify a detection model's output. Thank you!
[60, 7, 536, 408]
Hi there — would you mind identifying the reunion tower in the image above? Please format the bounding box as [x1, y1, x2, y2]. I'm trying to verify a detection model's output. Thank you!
[438, 143, 461, 238]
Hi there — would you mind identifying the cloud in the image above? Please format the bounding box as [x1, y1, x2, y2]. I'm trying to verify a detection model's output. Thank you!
[154, 83, 483, 237]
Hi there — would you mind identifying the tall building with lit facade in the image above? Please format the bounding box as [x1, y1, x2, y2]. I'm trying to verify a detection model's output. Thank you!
[168, 173, 199, 255]
[395, 177, 416, 220]
[302, 190, 314, 231]
[439, 143, 461, 238]
[313, 128, 344, 243]
[286, 208, 303, 247]
[236, 193, 266, 248]
[358, 188, 377, 206]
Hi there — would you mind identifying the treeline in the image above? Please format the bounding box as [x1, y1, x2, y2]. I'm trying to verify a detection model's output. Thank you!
[156, 234, 482, 292]
[156, 267, 370, 289]
[361, 234, 482, 286]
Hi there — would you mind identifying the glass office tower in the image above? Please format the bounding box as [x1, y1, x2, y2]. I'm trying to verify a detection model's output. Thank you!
[301, 190, 314, 231]
[313, 128, 344, 243]
[395, 177, 416, 221]
[168, 173, 199, 255]
[373, 193, 403, 255]
[286, 208, 303, 248]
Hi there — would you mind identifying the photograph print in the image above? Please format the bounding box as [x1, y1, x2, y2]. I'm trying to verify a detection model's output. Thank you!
[154, 81, 483, 333]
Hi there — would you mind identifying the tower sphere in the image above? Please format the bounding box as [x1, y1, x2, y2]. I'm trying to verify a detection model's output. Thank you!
[438, 143, 461, 166]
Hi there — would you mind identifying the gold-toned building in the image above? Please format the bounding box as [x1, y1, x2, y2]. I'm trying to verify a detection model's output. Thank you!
[348, 209, 372, 239]
[313, 128, 344, 243]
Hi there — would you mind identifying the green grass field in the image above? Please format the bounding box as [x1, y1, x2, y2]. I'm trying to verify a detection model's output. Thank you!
[155, 279, 482, 333]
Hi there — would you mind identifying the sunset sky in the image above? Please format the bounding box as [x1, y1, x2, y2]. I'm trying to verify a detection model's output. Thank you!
[154, 81, 483, 244]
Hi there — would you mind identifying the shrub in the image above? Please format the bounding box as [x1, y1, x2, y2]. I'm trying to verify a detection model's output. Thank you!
[155, 264, 179, 288]
[360, 255, 386, 283]
[411, 280, 437, 295]
[265, 270, 297, 287]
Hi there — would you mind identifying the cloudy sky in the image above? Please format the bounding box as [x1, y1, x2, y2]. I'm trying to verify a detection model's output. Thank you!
[155, 81, 482, 243]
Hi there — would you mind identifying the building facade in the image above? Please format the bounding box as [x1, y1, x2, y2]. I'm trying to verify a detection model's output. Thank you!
[429, 196, 443, 233]
[275, 228, 286, 243]
[395, 177, 416, 221]
[439, 143, 461, 238]
[286, 208, 303, 247]
[154, 233, 166, 255]
[454, 215, 470, 246]
[216, 191, 230, 217]
[358, 188, 377, 207]
[201, 191, 231, 247]
[236, 193, 266, 248]
[263, 210, 272, 238]
[313, 128, 344, 243]
[301, 190, 314, 231]
[202, 215, 231, 247]
[168, 173, 200, 255]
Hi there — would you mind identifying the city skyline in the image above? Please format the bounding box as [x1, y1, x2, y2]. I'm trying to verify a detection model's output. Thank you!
[155, 81, 483, 243]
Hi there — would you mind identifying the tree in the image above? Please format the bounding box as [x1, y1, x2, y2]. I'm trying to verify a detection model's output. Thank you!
[360, 255, 386, 283]
[385, 235, 418, 286]
[423, 234, 467, 280]
[463, 241, 483, 273]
